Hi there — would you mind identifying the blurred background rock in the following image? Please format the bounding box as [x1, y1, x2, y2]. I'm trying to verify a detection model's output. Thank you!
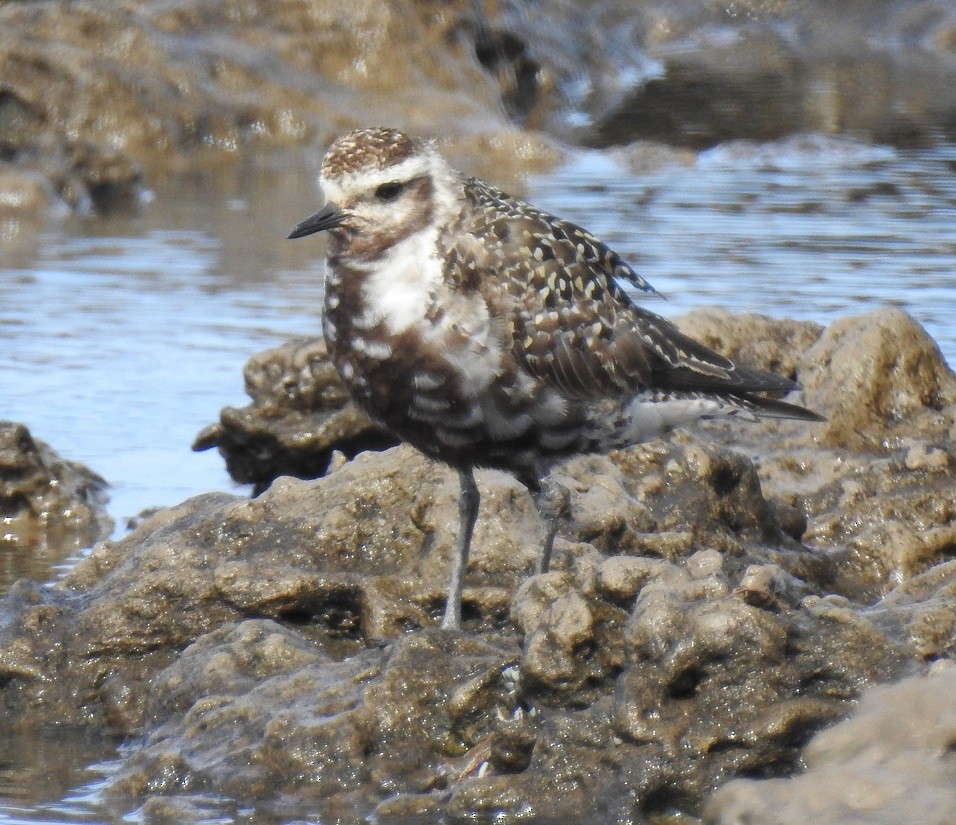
[1, 0, 953, 212]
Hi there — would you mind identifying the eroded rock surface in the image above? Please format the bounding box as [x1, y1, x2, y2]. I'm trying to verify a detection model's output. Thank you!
[1, 307, 954, 823]
[192, 337, 397, 493]
[0, 421, 112, 586]
[705, 663, 956, 825]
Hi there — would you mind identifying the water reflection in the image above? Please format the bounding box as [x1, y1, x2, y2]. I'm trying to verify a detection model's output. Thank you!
[0, 731, 122, 824]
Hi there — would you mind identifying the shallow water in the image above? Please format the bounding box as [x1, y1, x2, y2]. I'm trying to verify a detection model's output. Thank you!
[0, 137, 954, 823]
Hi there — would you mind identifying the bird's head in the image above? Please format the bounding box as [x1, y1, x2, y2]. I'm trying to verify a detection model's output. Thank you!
[288, 127, 461, 259]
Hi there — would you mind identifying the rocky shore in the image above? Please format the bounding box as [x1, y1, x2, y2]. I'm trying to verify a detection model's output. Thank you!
[2, 0, 954, 821]
[2, 305, 953, 823]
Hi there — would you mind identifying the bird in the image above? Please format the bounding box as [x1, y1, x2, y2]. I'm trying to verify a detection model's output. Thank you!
[287, 127, 823, 631]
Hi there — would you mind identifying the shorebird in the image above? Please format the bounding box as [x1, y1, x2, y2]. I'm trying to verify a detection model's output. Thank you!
[288, 127, 822, 631]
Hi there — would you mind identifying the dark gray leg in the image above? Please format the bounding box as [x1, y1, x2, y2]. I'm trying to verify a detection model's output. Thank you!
[441, 468, 481, 631]
[532, 475, 571, 574]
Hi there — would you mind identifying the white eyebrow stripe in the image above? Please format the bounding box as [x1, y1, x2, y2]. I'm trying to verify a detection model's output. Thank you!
[320, 154, 436, 202]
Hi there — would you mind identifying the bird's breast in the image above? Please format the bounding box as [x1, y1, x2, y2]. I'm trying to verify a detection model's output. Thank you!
[321, 257, 586, 471]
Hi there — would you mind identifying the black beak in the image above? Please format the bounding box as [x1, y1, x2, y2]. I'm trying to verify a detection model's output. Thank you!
[287, 203, 344, 239]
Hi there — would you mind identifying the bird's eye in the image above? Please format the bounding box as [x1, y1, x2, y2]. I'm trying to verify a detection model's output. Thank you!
[374, 181, 405, 201]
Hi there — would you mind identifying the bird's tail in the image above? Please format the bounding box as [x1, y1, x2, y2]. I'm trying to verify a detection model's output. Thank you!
[583, 388, 823, 452]
[724, 392, 825, 423]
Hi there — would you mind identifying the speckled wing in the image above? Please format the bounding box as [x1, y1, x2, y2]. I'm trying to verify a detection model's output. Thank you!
[452, 177, 805, 404]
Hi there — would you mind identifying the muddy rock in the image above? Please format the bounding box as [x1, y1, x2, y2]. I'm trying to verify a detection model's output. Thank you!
[0, 167, 59, 215]
[799, 306, 956, 443]
[192, 337, 397, 492]
[587, 0, 956, 147]
[0, 435, 923, 820]
[0, 438, 933, 821]
[3, 307, 956, 821]
[0, 444, 536, 731]
[0, 421, 112, 584]
[705, 662, 956, 825]
[688, 308, 956, 603]
[5, 0, 956, 223]
[675, 307, 824, 381]
[114, 625, 518, 822]
[800, 446, 956, 603]
[803, 312, 953, 603]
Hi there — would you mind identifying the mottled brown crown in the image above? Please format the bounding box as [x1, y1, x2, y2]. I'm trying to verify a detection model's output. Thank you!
[321, 127, 420, 178]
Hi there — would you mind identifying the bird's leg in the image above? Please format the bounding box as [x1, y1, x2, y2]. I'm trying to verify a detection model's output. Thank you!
[532, 475, 571, 574]
[441, 467, 481, 631]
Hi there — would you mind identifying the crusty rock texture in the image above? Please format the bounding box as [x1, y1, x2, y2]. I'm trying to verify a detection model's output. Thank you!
[192, 337, 397, 493]
[2, 0, 952, 818]
[705, 662, 956, 825]
[0, 421, 111, 588]
[1, 308, 953, 822]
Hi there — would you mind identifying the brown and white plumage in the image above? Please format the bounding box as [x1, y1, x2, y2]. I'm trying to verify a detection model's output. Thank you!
[289, 127, 822, 630]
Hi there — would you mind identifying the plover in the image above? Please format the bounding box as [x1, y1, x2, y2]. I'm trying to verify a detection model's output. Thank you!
[288, 127, 822, 631]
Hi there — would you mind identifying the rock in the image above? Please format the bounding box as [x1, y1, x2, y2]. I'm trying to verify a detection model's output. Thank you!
[5, 0, 954, 222]
[511, 572, 596, 692]
[436, 129, 566, 192]
[0, 444, 536, 729]
[0, 0, 563, 217]
[609, 140, 698, 174]
[800, 449, 956, 601]
[685, 308, 956, 603]
[704, 663, 956, 825]
[596, 555, 684, 602]
[113, 625, 518, 822]
[676, 307, 824, 381]
[799, 307, 956, 443]
[587, 0, 956, 147]
[0, 167, 59, 214]
[3, 308, 955, 822]
[865, 561, 956, 661]
[192, 337, 397, 491]
[0, 421, 112, 584]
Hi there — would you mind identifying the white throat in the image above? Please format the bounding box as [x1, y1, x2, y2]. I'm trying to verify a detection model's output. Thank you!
[352, 225, 444, 334]
[326, 148, 463, 336]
